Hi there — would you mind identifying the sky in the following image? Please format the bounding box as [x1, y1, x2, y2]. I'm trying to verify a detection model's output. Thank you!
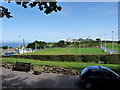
[1, 2, 118, 43]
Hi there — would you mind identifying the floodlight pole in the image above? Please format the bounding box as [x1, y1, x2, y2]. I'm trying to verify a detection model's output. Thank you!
[23, 39, 25, 54]
[35, 41, 36, 51]
[19, 35, 21, 49]
[79, 41, 80, 55]
[35, 37, 37, 51]
[101, 35, 102, 47]
[112, 31, 114, 52]
[105, 34, 106, 52]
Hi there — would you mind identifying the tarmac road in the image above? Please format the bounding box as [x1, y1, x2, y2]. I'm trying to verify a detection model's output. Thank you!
[1, 67, 84, 89]
[1, 67, 119, 90]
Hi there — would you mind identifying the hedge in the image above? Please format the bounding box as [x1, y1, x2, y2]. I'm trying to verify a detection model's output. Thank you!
[3, 54, 120, 64]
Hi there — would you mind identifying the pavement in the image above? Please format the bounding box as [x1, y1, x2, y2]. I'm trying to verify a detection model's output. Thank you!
[1, 67, 119, 90]
[100, 46, 120, 54]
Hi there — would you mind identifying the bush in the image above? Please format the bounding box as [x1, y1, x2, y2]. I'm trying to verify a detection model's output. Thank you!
[3, 54, 120, 64]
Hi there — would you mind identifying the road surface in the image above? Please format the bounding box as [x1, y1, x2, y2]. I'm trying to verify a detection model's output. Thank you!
[1, 67, 119, 90]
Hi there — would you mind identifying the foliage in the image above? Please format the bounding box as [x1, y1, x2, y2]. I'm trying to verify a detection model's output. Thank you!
[33, 66, 43, 72]
[102, 43, 119, 52]
[27, 40, 46, 49]
[2, 57, 120, 73]
[52, 41, 100, 48]
[2, 46, 8, 49]
[0, 6, 12, 18]
[80, 41, 100, 47]
[53, 40, 66, 47]
[96, 38, 101, 41]
[4, 54, 120, 64]
[1, 0, 62, 18]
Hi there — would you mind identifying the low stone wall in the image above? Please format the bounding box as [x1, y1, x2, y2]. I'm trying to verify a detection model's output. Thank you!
[2, 63, 14, 69]
[2, 63, 78, 75]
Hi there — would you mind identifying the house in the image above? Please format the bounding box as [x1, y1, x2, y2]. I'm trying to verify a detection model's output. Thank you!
[15, 48, 33, 54]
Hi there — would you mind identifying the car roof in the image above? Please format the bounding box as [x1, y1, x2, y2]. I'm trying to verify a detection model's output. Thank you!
[87, 66, 110, 70]
[81, 66, 110, 75]
[87, 66, 108, 69]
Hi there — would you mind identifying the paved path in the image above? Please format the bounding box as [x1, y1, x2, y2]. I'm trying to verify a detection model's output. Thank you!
[100, 46, 120, 54]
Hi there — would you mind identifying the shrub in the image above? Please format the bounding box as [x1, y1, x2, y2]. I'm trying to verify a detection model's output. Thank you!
[3, 54, 120, 64]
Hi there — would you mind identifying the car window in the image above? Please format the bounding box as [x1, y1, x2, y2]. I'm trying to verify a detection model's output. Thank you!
[103, 71, 118, 79]
[81, 67, 88, 75]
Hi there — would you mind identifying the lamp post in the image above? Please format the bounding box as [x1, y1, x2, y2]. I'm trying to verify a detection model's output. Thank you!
[79, 41, 81, 55]
[35, 41, 36, 51]
[101, 35, 102, 47]
[18, 35, 21, 54]
[23, 39, 25, 54]
[18, 35, 21, 49]
[105, 34, 106, 52]
[35, 37, 37, 51]
[112, 31, 114, 52]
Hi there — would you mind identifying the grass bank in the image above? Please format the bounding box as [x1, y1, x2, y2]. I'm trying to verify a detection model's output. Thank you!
[1, 57, 120, 73]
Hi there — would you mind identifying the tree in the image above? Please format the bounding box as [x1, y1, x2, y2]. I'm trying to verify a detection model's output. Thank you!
[117, 41, 120, 44]
[27, 40, 46, 49]
[2, 46, 8, 49]
[66, 42, 70, 45]
[27, 43, 35, 49]
[96, 38, 101, 42]
[57, 40, 65, 47]
[0, 0, 62, 18]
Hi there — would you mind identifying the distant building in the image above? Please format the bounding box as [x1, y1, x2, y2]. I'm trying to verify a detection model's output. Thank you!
[67, 38, 93, 42]
[15, 48, 33, 54]
[73, 39, 79, 42]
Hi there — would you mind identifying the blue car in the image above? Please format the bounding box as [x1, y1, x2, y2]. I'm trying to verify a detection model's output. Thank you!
[79, 66, 120, 89]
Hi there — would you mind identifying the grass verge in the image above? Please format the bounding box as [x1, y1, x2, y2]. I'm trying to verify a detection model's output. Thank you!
[1, 57, 120, 73]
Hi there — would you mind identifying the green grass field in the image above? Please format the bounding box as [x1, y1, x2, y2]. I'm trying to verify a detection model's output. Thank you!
[103, 43, 119, 52]
[23, 48, 105, 55]
[1, 57, 120, 73]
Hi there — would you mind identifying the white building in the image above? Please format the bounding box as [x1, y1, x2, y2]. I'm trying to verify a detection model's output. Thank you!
[15, 48, 33, 54]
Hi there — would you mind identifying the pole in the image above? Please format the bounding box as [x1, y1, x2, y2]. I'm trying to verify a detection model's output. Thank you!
[101, 35, 102, 47]
[112, 31, 114, 52]
[35, 37, 37, 51]
[104, 34, 106, 52]
[23, 39, 25, 54]
[18, 35, 21, 49]
[79, 41, 80, 55]
[35, 41, 36, 51]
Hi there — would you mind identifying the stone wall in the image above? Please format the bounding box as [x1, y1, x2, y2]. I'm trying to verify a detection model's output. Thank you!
[2, 63, 78, 75]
